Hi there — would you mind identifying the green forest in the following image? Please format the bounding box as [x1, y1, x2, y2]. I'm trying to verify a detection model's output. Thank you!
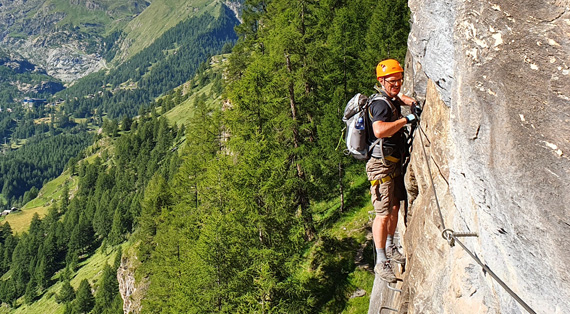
[0, 103, 93, 208]
[60, 5, 239, 119]
[0, 0, 410, 312]
[0, 3, 238, 208]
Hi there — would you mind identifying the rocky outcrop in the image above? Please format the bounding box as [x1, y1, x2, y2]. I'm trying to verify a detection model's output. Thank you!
[0, 53, 40, 73]
[117, 247, 148, 314]
[396, 0, 570, 313]
[13, 80, 64, 94]
[225, 1, 243, 23]
[0, 0, 149, 82]
[2, 36, 105, 82]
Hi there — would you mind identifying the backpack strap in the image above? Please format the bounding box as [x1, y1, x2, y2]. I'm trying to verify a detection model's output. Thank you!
[372, 86, 400, 121]
[366, 94, 385, 160]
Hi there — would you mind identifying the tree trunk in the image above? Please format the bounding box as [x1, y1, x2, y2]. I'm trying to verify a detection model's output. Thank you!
[339, 162, 345, 212]
[284, 52, 315, 241]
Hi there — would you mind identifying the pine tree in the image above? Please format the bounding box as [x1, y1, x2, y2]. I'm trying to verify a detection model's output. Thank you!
[137, 174, 173, 262]
[63, 302, 74, 314]
[56, 279, 75, 304]
[107, 202, 127, 246]
[24, 277, 37, 304]
[74, 279, 94, 314]
[0, 223, 15, 273]
[2, 278, 18, 307]
[61, 184, 70, 212]
[93, 264, 119, 314]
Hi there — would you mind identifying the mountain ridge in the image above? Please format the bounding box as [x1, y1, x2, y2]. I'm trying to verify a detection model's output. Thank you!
[0, 0, 241, 83]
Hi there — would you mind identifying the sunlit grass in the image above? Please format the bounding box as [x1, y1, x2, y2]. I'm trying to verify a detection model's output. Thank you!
[0, 244, 126, 314]
[1, 207, 49, 234]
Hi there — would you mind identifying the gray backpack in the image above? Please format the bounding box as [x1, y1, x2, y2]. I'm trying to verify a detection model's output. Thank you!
[342, 93, 382, 160]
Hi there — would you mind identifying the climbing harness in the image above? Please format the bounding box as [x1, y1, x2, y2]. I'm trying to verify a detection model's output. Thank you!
[370, 171, 399, 186]
[416, 120, 537, 314]
[383, 155, 400, 163]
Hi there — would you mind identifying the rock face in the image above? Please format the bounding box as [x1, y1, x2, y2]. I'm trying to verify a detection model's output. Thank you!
[0, 0, 149, 82]
[117, 251, 148, 314]
[4, 35, 106, 82]
[398, 0, 570, 313]
[225, 1, 243, 23]
[0, 0, 100, 81]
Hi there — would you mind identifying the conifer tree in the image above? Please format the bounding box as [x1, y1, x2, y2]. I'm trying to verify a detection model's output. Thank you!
[108, 202, 128, 246]
[56, 279, 75, 304]
[61, 184, 70, 213]
[74, 279, 94, 314]
[63, 302, 74, 314]
[138, 174, 173, 262]
[2, 278, 18, 307]
[93, 264, 119, 314]
[24, 277, 37, 304]
[0, 223, 15, 273]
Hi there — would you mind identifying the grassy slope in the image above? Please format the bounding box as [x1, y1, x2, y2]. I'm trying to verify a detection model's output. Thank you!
[163, 57, 227, 126]
[0, 172, 76, 234]
[162, 82, 215, 126]
[311, 167, 376, 313]
[115, 0, 223, 63]
[0, 246, 124, 314]
[37, 0, 148, 35]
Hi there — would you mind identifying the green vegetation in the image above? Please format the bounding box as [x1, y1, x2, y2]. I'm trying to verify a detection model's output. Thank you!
[0, 1, 237, 215]
[59, 3, 238, 119]
[0, 131, 92, 208]
[136, 0, 410, 312]
[163, 57, 226, 126]
[0, 108, 181, 310]
[39, 0, 149, 35]
[118, 0, 225, 62]
[0, 0, 411, 312]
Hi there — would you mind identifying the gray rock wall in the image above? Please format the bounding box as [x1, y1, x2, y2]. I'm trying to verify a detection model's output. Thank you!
[4, 36, 106, 82]
[401, 0, 570, 313]
[0, 0, 105, 82]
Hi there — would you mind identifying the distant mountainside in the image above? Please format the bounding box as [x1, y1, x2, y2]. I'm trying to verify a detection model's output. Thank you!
[0, 0, 150, 81]
[0, 48, 64, 103]
[0, 0, 242, 84]
[59, 2, 239, 118]
[0, 0, 239, 205]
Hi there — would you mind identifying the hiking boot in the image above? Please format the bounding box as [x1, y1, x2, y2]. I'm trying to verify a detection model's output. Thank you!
[387, 245, 406, 264]
[374, 261, 397, 283]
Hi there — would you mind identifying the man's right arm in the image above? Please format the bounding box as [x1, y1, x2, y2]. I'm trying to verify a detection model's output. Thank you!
[371, 119, 408, 139]
[369, 99, 410, 139]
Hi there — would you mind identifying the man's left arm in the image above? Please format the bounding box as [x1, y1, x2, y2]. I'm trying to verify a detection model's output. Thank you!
[399, 94, 416, 106]
[398, 94, 422, 120]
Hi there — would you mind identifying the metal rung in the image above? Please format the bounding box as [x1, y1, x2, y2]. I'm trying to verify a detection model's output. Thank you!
[386, 282, 402, 293]
[454, 232, 478, 237]
[380, 306, 398, 313]
[442, 229, 479, 247]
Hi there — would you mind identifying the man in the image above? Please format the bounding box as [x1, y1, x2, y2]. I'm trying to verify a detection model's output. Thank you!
[367, 59, 421, 282]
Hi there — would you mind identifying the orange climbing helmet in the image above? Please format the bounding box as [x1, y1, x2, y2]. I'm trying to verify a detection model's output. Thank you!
[376, 59, 404, 79]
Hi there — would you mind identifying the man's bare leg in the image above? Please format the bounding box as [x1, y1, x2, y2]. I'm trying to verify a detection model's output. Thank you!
[373, 214, 390, 262]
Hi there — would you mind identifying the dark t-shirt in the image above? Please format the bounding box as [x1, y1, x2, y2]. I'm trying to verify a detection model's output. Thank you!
[366, 92, 406, 158]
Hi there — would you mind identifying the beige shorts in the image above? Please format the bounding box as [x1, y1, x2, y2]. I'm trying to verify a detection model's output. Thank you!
[366, 157, 406, 216]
